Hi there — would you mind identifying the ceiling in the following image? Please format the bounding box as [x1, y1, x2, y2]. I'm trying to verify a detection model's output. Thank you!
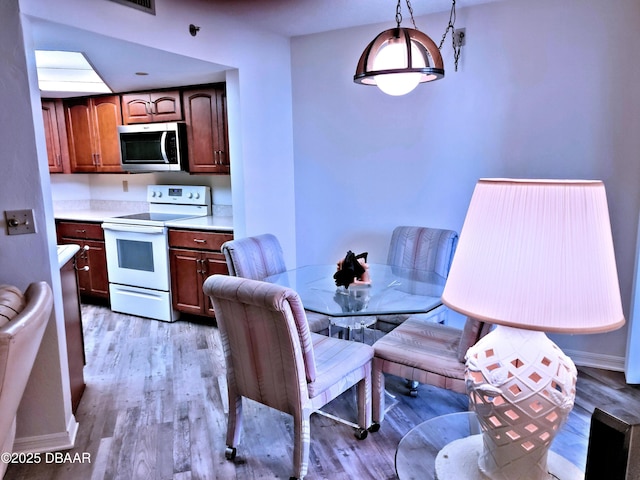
[30, 0, 504, 97]
[206, 0, 502, 37]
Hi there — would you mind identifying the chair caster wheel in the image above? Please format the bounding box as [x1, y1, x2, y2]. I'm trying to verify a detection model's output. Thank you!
[368, 423, 380, 433]
[409, 389, 418, 397]
[354, 428, 368, 440]
[225, 446, 237, 460]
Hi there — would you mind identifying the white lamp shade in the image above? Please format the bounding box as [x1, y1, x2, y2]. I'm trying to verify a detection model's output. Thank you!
[442, 178, 625, 333]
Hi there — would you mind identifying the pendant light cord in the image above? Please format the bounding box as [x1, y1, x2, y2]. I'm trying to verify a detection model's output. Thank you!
[438, 0, 461, 71]
[396, 0, 418, 29]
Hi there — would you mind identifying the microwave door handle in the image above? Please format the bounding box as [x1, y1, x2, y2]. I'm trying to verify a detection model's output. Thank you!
[160, 131, 169, 163]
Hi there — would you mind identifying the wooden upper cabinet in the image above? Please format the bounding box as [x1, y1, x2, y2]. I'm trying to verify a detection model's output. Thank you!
[64, 95, 124, 173]
[121, 90, 182, 124]
[182, 85, 230, 174]
[42, 99, 71, 173]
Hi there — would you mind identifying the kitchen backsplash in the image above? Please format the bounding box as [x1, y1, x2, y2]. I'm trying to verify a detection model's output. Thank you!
[212, 204, 233, 216]
[53, 199, 233, 217]
[53, 199, 149, 213]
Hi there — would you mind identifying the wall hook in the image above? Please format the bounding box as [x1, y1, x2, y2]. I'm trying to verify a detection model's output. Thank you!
[189, 24, 200, 37]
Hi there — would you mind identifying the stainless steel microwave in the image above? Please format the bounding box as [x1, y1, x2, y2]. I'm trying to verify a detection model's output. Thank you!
[118, 122, 187, 172]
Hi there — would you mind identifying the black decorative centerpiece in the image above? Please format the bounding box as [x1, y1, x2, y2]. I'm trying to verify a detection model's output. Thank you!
[334, 251, 370, 288]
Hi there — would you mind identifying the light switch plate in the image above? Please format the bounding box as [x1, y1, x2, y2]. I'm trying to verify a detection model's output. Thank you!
[5, 209, 36, 235]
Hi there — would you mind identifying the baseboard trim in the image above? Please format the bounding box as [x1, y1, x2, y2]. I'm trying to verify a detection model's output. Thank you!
[12, 415, 79, 454]
[566, 348, 625, 372]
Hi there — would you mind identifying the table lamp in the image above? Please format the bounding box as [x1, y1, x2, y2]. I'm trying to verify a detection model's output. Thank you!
[441, 179, 625, 480]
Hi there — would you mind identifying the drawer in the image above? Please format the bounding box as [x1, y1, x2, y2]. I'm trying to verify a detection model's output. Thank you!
[168, 229, 233, 251]
[57, 221, 104, 240]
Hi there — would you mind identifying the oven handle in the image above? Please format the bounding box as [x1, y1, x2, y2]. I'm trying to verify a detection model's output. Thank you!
[102, 223, 165, 235]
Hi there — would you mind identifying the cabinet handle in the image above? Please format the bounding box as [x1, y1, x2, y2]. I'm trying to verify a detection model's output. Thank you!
[193, 239, 207, 243]
[75, 265, 90, 272]
[75, 229, 86, 234]
[56, 154, 62, 166]
[146, 101, 157, 115]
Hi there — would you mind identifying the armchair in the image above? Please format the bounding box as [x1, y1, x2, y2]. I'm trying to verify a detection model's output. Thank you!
[203, 275, 373, 480]
[221, 234, 331, 334]
[378, 226, 458, 332]
[372, 306, 491, 426]
[0, 282, 53, 478]
[386, 226, 459, 276]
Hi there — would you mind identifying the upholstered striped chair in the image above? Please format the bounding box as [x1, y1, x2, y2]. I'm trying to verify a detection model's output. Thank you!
[371, 306, 492, 426]
[377, 226, 459, 333]
[221, 234, 331, 334]
[0, 282, 53, 478]
[203, 275, 373, 480]
[387, 226, 459, 275]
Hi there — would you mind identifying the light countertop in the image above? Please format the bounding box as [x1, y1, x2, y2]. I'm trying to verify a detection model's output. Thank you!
[55, 209, 134, 223]
[54, 209, 233, 232]
[166, 215, 233, 232]
[57, 244, 80, 268]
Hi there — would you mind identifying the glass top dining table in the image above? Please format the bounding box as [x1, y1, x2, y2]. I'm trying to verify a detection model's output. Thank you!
[264, 263, 446, 318]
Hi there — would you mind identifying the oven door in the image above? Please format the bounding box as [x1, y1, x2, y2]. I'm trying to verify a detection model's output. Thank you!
[102, 223, 170, 291]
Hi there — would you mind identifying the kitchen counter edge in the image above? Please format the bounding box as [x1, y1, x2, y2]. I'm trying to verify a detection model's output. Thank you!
[54, 210, 234, 232]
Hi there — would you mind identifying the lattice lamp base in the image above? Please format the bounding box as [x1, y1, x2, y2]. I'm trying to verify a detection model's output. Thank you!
[465, 325, 577, 480]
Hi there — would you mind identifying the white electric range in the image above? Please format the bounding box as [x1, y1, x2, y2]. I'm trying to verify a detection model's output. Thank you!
[102, 185, 211, 322]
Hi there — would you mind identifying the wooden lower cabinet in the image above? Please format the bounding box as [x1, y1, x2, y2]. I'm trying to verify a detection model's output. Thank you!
[60, 255, 86, 412]
[169, 229, 232, 317]
[56, 221, 109, 300]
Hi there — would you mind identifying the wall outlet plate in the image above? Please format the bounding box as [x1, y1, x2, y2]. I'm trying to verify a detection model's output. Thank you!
[5, 209, 36, 235]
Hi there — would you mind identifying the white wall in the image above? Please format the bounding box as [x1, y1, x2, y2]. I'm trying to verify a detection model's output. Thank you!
[291, 0, 640, 367]
[1, 0, 77, 452]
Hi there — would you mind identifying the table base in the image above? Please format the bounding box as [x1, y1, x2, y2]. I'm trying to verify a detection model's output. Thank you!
[435, 435, 583, 480]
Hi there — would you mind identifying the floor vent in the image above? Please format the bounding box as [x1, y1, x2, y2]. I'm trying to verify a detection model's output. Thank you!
[108, 0, 155, 15]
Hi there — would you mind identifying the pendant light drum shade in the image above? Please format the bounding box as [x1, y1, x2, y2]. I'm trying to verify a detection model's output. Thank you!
[354, 28, 444, 96]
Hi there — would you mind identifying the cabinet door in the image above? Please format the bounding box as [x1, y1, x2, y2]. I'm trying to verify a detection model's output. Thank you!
[149, 90, 182, 122]
[170, 248, 205, 315]
[64, 96, 122, 173]
[122, 90, 182, 124]
[121, 93, 154, 124]
[65, 98, 98, 172]
[42, 99, 70, 173]
[183, 86, 230, 174]
[92, 96, 123, 172]
[202, 251, 229, 316]
[60, 257, 85, 412]
[85, 239, 109, 298]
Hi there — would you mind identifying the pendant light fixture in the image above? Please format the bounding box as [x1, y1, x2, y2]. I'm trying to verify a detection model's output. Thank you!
[354, 0, 459, 96]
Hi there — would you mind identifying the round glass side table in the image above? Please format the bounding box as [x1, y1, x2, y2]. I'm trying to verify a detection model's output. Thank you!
[395, 412, 481, 480]
[395, 411, 583, 480]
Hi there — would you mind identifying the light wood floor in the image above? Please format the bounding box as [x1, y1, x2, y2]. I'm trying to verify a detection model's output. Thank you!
[5, 304, 640, 480]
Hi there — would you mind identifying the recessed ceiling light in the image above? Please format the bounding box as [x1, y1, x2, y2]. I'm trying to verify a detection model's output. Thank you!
[35, 50, 112, 94]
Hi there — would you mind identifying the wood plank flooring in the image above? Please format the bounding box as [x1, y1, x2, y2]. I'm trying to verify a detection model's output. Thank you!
[5, 304, 640, 480]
